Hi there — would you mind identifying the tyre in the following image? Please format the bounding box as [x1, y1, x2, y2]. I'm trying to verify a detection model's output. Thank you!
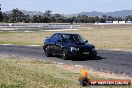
[45, 46, 52, 57]
[61, 49, 69, 60]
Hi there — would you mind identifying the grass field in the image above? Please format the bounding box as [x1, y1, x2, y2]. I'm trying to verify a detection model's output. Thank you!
[0, 56, 131, 88]
[0, 27, 132, 49]
[0, 56, 81, 88]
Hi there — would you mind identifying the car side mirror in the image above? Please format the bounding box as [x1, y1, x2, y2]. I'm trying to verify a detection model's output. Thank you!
[85, 40, 88, 43]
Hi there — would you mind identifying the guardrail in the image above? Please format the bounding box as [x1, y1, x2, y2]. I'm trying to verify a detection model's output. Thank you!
[0, 23, 80, 29]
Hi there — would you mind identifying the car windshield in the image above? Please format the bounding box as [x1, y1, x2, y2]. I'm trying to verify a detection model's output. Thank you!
[62, 34, 86, 43]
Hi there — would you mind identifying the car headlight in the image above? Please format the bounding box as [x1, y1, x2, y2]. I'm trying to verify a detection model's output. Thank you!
[70, 47, 79, 51]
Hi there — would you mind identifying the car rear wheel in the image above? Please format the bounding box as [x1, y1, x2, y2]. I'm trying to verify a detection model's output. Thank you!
[45, 46, 52, 57]
[61, 49, 69, 60]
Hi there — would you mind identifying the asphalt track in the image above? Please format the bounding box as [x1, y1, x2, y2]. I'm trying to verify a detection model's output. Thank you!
[0, 45, 132, 77]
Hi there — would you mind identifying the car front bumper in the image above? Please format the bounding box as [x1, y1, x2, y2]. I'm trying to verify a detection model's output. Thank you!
[67, 49, 97, 59]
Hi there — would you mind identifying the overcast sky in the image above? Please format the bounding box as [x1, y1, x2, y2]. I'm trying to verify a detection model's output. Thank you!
[0, 0, 132, 14]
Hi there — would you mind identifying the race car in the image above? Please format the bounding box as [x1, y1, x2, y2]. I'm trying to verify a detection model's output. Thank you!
[43, 33, 97, 60]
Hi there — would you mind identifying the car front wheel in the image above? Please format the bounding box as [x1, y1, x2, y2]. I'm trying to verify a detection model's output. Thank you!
[61, 49, 69, 60]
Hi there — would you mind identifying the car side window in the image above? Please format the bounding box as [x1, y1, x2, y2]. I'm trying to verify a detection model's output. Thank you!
[62, 34, 72, 43]
[57, 34, 62, 41]
[50, 34, 58, 41]
[50, 34, 56, 39]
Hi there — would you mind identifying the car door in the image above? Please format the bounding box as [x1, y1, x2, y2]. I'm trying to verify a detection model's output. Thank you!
[49, 34, 57, 53]
[55, 34, 63, 55]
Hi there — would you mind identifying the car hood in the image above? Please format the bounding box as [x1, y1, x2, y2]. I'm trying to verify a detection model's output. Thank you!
[63, 42, 95, 49]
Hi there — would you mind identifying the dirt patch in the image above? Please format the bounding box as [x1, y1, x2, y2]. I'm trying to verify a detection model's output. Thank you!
[57, 64, 132, 81]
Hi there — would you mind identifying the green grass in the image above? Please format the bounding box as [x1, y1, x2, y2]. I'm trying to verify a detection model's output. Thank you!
[0, 56, 81, 88]
[0, 56, 131, 88]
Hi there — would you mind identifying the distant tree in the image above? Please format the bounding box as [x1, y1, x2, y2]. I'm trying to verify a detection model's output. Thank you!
[52, 14, 65, 23]
[10, 8, 25, 22]
[101, 15, 107, 22]
[41, 16, 51, 23]
[2, 13, 9, 22]
[75, 15, 88, 23]
[0, 11, 3, 22]
[31, 15, 38, 23]
[71, 16, 77, 23]
[117, 17, 124, 21]
[99, 18, 106, 23]
[107, 16, 113, 21]
[89, 17, 95, 23]
[69, 18, 74, 24]
[22, 14, 31, 23]
[125, 15, 132, 21]
[94, 16, 100, 23]
[102, 15, 107, 19]
[44, 10, 52, 17]
[37, 15, 42, 23]
[40, 10, 52, 23]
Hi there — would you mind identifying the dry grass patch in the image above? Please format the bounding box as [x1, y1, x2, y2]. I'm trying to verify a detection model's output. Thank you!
[0, 27, 132, 49]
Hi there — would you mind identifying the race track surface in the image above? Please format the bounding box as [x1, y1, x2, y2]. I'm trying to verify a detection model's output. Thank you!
[0, 45, 132, 77]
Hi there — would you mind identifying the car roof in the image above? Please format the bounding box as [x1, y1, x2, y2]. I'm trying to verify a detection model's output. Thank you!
[54, 33, 79, 35]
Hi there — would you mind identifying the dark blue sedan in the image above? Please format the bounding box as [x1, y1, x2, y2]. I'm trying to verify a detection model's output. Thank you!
[43, 33, 97, 60]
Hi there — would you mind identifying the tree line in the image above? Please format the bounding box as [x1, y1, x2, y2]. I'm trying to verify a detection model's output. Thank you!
[0, 8, 132, 23]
